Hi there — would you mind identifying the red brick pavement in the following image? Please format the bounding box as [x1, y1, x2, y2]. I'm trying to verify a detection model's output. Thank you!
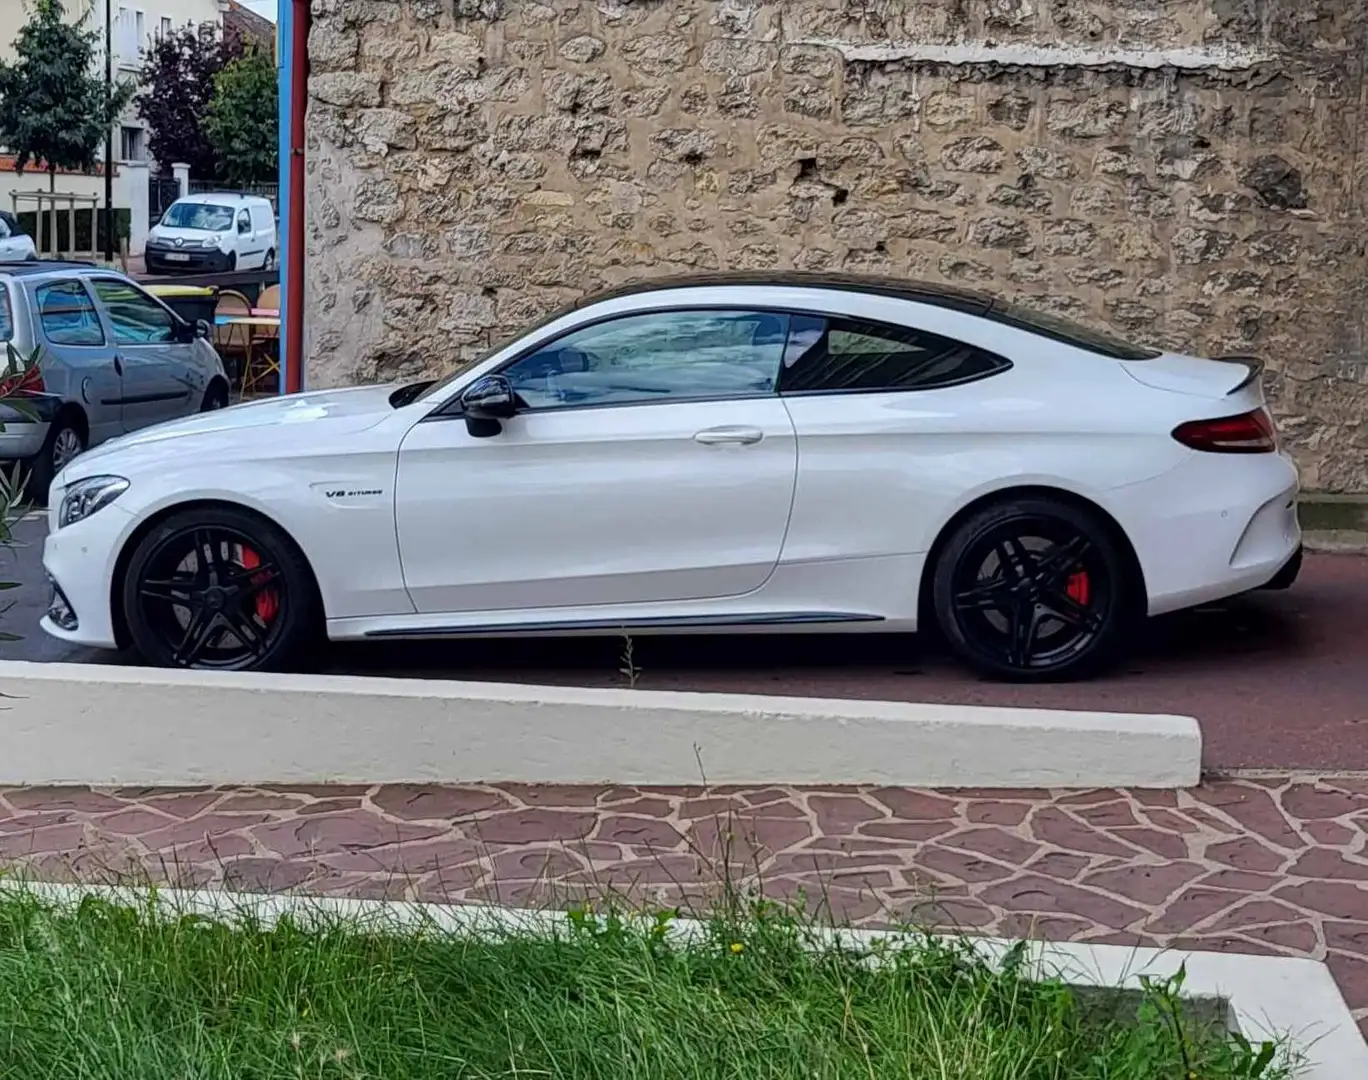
[1, 777, 1365, 1036]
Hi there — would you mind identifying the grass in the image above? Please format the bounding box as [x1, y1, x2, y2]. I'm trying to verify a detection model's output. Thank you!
[0, 884, 1293, 1080]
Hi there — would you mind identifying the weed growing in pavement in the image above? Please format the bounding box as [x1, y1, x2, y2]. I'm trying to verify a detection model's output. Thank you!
[618, 630, 641, 687]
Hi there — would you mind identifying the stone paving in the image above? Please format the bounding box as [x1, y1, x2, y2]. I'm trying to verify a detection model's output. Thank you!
[1, 777, 1365, 1036]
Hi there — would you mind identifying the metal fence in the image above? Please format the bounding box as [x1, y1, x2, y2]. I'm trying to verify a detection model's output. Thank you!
[188, 180, 279, 210]
[148, 176, 181, 222]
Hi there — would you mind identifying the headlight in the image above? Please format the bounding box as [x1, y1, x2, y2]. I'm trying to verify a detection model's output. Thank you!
[201, 238, 220, 248]
[58, 475, 129, 528]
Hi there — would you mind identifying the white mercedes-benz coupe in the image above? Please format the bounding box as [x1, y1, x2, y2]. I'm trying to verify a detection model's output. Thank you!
[41, 273, 1302, 681]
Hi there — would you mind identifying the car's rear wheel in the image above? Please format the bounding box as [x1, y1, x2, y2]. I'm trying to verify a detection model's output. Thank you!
[200, 380, 229, 411]
[26, 414, 86, 505]
[122, 507, 319, 671]
[931, 496, 1139, 682]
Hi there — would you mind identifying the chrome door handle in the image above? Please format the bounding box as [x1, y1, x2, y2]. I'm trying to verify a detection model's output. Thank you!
[694, 426, 763, 446]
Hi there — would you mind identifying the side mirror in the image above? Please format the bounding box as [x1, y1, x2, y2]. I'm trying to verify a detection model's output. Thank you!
[194, 318, 212, 339]
[459, 373, 517, 437]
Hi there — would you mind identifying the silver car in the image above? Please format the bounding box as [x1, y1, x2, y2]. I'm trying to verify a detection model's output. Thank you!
[0, 262, 229, 500]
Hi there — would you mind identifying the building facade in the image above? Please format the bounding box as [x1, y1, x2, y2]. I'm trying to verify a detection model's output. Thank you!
[304, 0, 1368, 493]
[0, 0, 225, 201]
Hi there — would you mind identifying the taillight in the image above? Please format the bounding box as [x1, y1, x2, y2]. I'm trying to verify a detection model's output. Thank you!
[1172, 408, 1277, 454]
[0, 365, 44, 397]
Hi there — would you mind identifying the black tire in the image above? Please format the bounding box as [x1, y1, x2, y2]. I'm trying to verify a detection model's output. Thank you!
[122, 506, 320, 671]
[263, 249, 275, 272]
[200, 380, 229, 411]
[226, 252, 237, 271]
[930, 496, 1141, 683]
[25, 413, 86, 505]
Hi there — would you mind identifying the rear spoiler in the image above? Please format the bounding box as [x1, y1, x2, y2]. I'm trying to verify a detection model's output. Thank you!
[1211, 355, 1264, 395]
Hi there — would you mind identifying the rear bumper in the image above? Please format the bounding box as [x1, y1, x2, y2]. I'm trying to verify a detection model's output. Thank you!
[0, 420, 51, 459]
[1258, 544, 1302, 591]
[1111, 450, 1302, 615]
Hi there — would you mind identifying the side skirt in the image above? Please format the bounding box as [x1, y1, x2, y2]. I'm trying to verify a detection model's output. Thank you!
[362, 611, 884, 639]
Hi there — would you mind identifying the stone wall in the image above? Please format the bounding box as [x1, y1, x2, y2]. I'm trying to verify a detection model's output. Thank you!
[305, 0, 1368, 492]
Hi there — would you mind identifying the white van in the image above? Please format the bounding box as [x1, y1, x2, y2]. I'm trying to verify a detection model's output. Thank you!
[145, 192, 277, 275]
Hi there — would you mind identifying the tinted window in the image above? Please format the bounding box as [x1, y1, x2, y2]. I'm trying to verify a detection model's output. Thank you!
[36, 281, 105, 346]
[986, 300, 1161, 360]
[779, 314, 1009, 394]
[90, 280, 177, 344]
[0, 284, 12, 343]
[502, 310, 789, 410]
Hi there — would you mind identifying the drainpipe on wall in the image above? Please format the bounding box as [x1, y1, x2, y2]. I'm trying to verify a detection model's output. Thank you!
[278, 0, 309, 395]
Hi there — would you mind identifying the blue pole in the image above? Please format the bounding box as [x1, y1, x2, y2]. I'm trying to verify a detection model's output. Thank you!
[276, 0, 294, 395]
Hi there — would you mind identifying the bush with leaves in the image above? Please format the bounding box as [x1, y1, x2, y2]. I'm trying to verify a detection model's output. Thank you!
[204, 47, 278, 187]
[137, 23, 243, 182]
[0, 0, 134, 191]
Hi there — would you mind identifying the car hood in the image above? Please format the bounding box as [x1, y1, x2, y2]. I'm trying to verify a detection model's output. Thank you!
[149, 225, 228, 246]
[64, 384, 401, 477]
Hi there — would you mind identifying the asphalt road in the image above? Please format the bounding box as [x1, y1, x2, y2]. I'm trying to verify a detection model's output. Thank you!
[5, 516, 1365, 772]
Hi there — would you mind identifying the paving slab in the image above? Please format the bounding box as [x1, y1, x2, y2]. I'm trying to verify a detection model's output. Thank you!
[0, 776, 1364, 1037]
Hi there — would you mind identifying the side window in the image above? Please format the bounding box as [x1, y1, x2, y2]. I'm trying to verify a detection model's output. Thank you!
[35, 281, 105, 346]
[89, 279, 176, 345]
[237, 210, 251, 234]
[0, 217, 10, 240]
[778, 314, 1011, 394]
[501, 310, 790, 410]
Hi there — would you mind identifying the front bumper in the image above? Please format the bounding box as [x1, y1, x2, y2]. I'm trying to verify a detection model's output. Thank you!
[39, 501, 136, 650]
[145, 245, 233, 273]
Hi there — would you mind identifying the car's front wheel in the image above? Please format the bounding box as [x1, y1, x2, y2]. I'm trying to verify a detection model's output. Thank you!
[930, 496, 1140, 682]
[122, 506, 319, 671]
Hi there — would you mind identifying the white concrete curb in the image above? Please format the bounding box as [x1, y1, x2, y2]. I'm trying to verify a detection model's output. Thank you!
[0, 661, 1201, 789]
[0, 654, 1198, 788]
[9, 881, 1362, 1080]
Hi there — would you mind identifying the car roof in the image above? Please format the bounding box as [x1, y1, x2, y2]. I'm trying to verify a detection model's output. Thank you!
[0, 260, 130, 283]
[568, 271, 998, 317]
[172, 192, 272, 208]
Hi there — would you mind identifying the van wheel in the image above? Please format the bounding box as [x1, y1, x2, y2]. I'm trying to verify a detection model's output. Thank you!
[226, 252, 237, 271]
[263, 249, 275, 272]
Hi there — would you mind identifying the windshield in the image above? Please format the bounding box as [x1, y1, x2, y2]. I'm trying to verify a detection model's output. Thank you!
[986, 300, 1162, 360]
[160, 202, 235, 231]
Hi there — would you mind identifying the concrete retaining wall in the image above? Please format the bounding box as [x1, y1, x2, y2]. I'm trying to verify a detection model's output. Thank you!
[0, 661, 1201, 788]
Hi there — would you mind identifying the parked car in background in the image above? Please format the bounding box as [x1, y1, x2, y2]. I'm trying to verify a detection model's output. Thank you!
[0, 261, 229, 500]
[0, 211, 37, 262]
[144, 192, 277, 275]
[40, 272, 1302, 682]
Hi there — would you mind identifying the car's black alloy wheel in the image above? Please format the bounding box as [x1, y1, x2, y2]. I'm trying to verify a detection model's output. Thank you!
[931, 497, 1138, 682]
[123, 507, 317, 671]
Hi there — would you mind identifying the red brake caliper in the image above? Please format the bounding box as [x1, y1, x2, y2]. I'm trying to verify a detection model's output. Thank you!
[1066, 571, 1091, 606]
[239, 547, 279, 622]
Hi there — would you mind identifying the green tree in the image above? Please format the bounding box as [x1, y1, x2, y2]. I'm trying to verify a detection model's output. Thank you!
[204, 47, 277, 187]
[0, 0, 135, 191]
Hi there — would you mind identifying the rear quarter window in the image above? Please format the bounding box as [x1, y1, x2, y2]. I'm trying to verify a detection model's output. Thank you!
[0, 284, 12, 343]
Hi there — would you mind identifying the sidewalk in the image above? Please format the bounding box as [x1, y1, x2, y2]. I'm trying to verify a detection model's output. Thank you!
[1, 776, 1364, 1036]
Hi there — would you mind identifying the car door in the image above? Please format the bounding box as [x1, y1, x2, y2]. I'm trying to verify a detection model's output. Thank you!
[394, 308, 798, 615]
[29, 278, 123, 445]
[87, 277, 195, 431]
[775, 311, 1015, 565]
